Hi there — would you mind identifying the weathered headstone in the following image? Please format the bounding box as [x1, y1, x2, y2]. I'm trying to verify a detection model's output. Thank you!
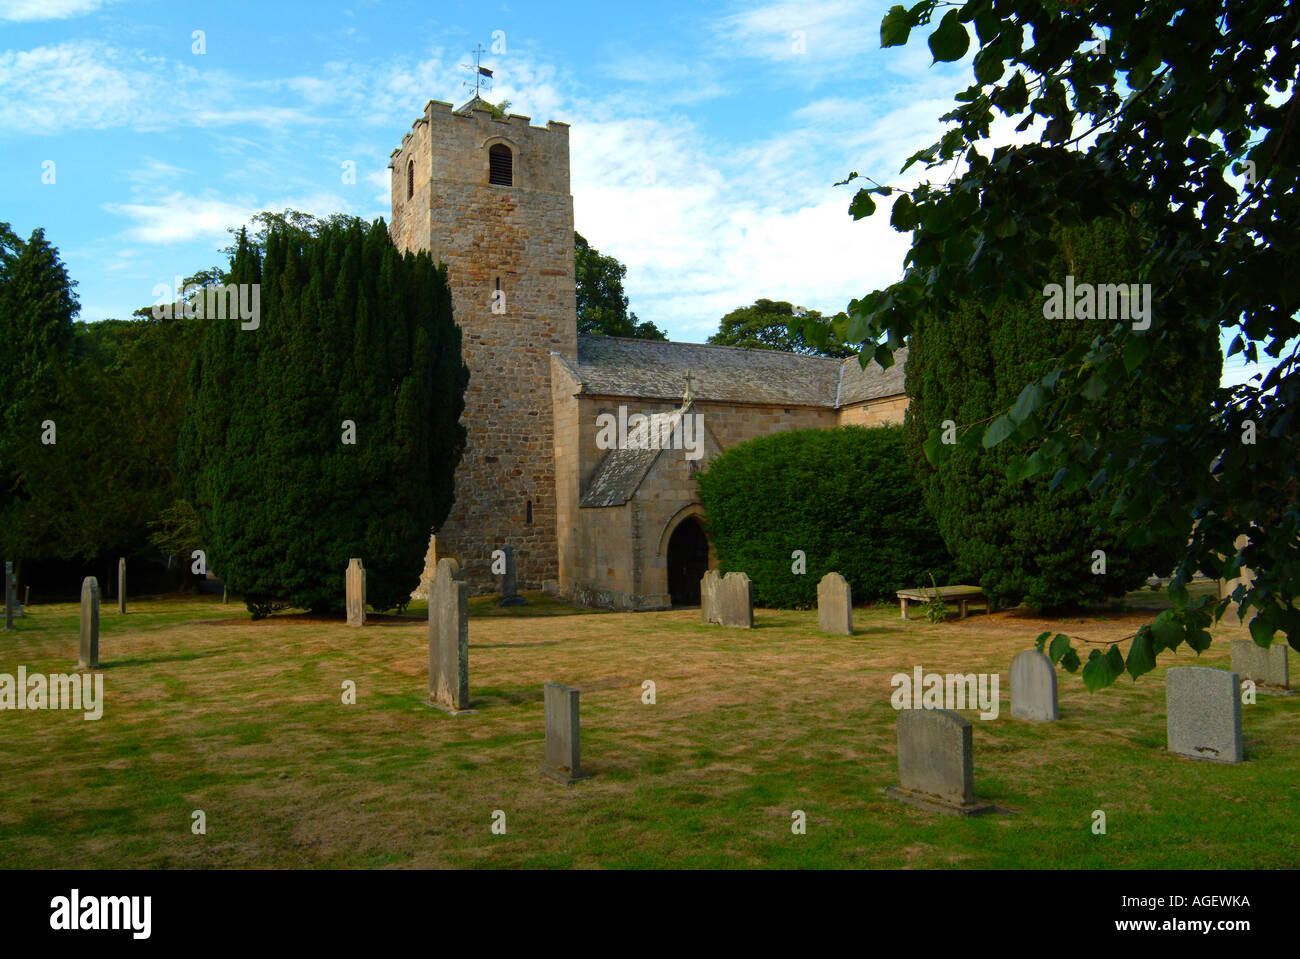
[428, 558, 471, 713]
[1010, 649, 1059, 721]
[3, 561, 14, 631]
[1166, 667, 1243, 763]
[817, 571, 852, 635]
[700, 569, 721, 624]
[885, 709, 993, 815]
[719, 572, 753, 628]
[78, 577, 100, 670]
[1231, 639, 1290, 690]
[541, 682, 586, 783]
[117, 557, 127, 614]
[498, 545, 527, 607]
[703, 571, 752, 628]
[345, 558, 366, 627]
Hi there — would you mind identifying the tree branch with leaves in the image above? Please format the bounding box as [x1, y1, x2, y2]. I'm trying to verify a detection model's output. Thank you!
[803, 0, 1300, 688]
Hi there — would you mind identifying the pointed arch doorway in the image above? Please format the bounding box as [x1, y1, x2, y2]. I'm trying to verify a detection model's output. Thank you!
[666, 515, 710, 607]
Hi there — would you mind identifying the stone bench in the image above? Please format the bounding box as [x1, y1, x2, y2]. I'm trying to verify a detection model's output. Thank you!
[897, 585, 993, 621]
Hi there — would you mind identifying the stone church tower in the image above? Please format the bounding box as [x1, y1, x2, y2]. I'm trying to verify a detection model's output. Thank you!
[388, 99, 577, 592]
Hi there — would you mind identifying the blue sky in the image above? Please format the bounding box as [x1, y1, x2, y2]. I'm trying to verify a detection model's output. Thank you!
[0, 0, 1260, 385]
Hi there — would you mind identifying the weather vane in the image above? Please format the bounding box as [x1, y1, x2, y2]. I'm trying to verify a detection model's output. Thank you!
[461, 43, 493, 100]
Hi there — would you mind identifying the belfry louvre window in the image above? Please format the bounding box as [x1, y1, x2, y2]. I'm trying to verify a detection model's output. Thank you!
[489, 144, 513, 186]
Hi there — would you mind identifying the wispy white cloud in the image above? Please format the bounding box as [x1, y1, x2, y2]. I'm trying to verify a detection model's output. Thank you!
[568, 100, 921, 339]
[103, 192, 259, 246]
[714, 0, 888, 62]
[0, 40, 462, 135]
[0, 42, 149, 133]
[12, 16, 985, 342]
[124, 158, 193, 186]
[0, 0, 117, 22]
[712, 0, 975, 92]
[191, 106, 319, 128]
[595, 50, 731, 105]
[104, 187, 366, 247]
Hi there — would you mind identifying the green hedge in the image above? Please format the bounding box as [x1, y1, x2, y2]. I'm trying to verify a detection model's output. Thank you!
[695, 425, 952, 608]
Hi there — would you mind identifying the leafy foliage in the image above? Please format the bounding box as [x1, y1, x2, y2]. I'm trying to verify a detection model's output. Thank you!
[808, 0, 1300, 686]
[179, 218, 468, 617]
[148, 499, 206, 589]
[0, 224, 225, 586]
[574, 232, 666, 340]
[696, 425, 953, 608]
[18, 318, 202, 563]
[922, 573, 950, 623]
[903, 216, 1220, 609]
[707, 299, 853, 357]
[221, 210, 362, 260]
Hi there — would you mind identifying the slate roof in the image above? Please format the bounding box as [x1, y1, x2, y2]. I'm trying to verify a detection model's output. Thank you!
[580, 448, 659, 508]
[455, 94, 493, 114]
[579, 406, 692, 508]
[837, 347, 908, 406]
[562, 335, 906, 409]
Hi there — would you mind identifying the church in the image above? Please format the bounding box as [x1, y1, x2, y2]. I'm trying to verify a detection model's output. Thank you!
[388, 97, 909, 610]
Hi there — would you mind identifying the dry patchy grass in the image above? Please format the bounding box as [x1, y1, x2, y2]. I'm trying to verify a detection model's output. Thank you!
[0, 586, 1296, 869]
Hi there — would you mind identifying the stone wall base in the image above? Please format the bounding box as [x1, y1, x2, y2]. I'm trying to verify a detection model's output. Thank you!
[554, 581, 671, 612]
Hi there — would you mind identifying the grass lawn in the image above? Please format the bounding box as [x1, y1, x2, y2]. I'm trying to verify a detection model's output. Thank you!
[1, 584, 1295, 869]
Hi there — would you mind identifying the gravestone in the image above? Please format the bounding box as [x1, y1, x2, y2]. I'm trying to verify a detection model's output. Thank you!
[719, 572, 753, 628]
[1010, 649, 1059, 721]
[885, 709, 994, 815]
[704, 571, 753, 628]
[1231, 639, 1290, 690]
[498, 545, 527, 607]
[700, 570, 721, 624]
[345, 558, 366, 627]
[117, 557, 126, 614]
[1166, 667, 1243, 763]
[428, 558, 471, 713]
[78, 577, 100, 670]
[541, 683, 586, 783]
[3, 561, 13, 631]
[817, 571, 852, 635]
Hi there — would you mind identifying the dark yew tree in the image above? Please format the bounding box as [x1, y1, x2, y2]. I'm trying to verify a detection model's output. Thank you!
[0, 226, 78, 560]
[179, 218, 468, 617]
[903, 216, 1220, 610]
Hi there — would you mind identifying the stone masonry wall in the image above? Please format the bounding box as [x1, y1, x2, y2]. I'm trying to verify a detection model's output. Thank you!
[550, 355, 584, 602]
[390, 100, 576, 595]
[837, 395, 909, 428]
[559, 394, 838, 609]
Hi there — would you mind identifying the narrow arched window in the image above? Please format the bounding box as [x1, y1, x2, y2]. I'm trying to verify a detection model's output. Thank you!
[489, 144, 513, 186]
[407, 159, 414, 199]
[526, 499, 533, 525]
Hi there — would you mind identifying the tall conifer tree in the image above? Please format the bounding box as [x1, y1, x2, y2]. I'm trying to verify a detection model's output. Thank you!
[179, 219, 468, 617]
[0, 226, 79, 557]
